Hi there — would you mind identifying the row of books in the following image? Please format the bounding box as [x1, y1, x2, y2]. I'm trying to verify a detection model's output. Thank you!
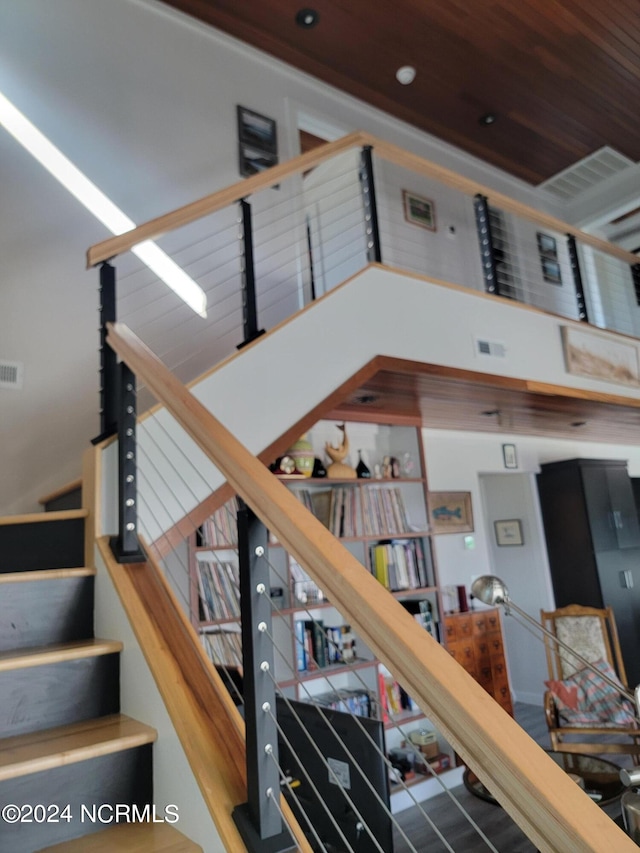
[196, 559, 240, 621]
[368, 539, 433, 590]
[294, 619, 356, 672]
[202, 627, 242, 668]
[197, 497, 239, 547]
[361, 487, 410, 536]
[310, 688, 374, 718]
[378, 672, 418, 721]
[295, 487, 359, 538]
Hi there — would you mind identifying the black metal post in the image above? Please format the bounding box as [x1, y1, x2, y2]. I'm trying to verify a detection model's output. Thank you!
[233, 501, 294, 853]
[360, 145, 382, 263]
[566, 235, 590, 322]
[305, 213, 317, 302]
[110, 362, 146, 564]
[632, 263, 640, 308]
[473, 194, 500, 296]
[92, 262, 118, 444]
[237, 198, 265, 349]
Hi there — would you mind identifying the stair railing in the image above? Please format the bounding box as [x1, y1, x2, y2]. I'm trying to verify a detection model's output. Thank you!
[101, 319, 636, 853]
[87, 132, 640, 442]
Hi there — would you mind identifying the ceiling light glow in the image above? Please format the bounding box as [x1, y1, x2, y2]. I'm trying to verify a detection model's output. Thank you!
[0, 91, 207, 317]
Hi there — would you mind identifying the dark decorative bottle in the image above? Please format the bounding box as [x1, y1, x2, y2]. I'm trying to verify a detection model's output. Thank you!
[356, 450, 371, 479]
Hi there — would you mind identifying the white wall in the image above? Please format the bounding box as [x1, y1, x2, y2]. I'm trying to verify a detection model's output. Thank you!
[422, 428, 640, 703]
[93, 547, 224, 853]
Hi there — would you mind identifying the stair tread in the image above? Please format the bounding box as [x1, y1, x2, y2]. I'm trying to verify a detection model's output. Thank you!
[0, 508, 88, 527]
[0, 638, 123, 672]
[38, 478, 83, 507]
[35, 822, 203, 852]
[0, 714, 157, 781]
[0, 566, 95, 584]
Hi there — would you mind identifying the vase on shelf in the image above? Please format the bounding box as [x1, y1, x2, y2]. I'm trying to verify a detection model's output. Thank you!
[287, 433, 315, 478]
[356, 450, 371, 479]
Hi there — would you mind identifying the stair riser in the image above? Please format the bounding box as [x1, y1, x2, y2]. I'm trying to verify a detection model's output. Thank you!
[0, 655, 120, 738]
[0, 745, 153, 853]
[0, 577, 94, 652]
[0, 518, 84, 573]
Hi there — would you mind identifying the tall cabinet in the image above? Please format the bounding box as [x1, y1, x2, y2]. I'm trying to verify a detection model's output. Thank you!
[536, 458, 640, 686]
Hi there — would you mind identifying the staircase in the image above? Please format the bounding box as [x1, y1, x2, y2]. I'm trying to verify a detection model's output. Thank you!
[0, 494, 202, 852]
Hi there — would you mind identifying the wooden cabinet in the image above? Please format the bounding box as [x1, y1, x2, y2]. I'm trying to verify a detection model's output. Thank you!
[443, 609, 513, 716]
[537, 457, 640, 686]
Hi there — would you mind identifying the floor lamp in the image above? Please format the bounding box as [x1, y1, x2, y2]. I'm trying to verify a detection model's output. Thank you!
[469, 575, 640, 718]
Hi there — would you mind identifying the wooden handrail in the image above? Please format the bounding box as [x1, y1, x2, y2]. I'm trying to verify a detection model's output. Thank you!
[106, 320, 635, 853]
[86, 131, 367, 267]
[87, 130, 639, 269]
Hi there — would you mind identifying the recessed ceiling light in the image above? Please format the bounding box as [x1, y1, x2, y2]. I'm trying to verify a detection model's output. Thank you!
[396, 66, 416, 85]
[479, 113, 497, 126]
[295, 8, 319, 27]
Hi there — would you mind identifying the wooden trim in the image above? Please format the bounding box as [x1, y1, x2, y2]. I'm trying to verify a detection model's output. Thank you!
[0, 567, 95, 584]
[38, 478, 82, 507]
[87, 132, 366, 267]
[0, 714, 156, 783]
[0, 639, 123, 672]
[107, 321, 635, 853]
[82, 444, 102, 567]
[0, 509, 88, 527]
[97, 537, 311, 853]
[37, 822, 204, 853]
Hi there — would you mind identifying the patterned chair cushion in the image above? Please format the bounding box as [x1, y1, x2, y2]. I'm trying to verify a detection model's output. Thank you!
[545, 658, 637, 728]
[554, 616, 608, 678]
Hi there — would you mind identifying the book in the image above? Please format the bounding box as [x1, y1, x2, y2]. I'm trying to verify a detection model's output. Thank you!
[304, 619, 326, 668]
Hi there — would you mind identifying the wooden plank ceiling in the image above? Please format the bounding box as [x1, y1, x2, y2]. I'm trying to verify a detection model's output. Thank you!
[161, 0, 640, 184]
[332, 360, 640, 446]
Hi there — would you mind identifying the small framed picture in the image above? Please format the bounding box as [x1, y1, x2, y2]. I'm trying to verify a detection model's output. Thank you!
[502, 443, 518, 469]
[237, 106, 277, 153]
[428, 491, 473, 534]
[541, 256, 562, 285]
[237, 106, 278, 178]
[536, 232, 558, 259]
[403, 190, 436, 232]
[494, 519, 524, 547]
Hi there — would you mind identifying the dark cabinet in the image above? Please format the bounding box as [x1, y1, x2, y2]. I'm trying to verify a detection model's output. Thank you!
[537, 458, 640, 687]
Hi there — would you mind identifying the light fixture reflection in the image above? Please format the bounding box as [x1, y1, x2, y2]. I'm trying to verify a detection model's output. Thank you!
[0, 91, 207, 318]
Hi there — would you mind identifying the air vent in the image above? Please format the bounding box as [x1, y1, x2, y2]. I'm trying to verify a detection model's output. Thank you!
[0, 360, 24, 389]
[539, 147, 634, 202]
[475, 339, 506, 359]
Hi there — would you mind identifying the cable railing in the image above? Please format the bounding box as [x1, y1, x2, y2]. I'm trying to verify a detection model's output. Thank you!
[96, 319, 636, 853]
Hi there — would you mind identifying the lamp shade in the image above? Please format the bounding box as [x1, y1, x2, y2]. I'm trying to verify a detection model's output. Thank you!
[471, 575, 510, 607]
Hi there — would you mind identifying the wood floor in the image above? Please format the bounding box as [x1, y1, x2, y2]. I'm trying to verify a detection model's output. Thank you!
[392, 703, 625, 853]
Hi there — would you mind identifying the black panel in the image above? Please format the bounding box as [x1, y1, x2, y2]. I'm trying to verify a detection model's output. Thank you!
[537, 458, 640, 683]
[0, 653, 120, 738]
[0, 518, 84, 572]
[0, 575, 94, 652]
[0, 745, 153, 853]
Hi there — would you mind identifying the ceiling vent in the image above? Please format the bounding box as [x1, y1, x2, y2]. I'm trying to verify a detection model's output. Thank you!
[0, 360, 24, 390]
[539, 147, 634, 202]
[475, 338, 506, 359]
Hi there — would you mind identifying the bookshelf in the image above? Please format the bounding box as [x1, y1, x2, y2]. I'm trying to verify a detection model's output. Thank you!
[189, 419, 461, 792]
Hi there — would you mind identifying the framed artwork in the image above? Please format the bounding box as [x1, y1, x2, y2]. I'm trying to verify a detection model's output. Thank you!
[562, 325, 640, 387]
[402, 190, 436, 231]
[237, 106, 278, 177]
[494, 518, 524, 547]
[502, 443, 518, 469]
[536, 232, 562, 284]
[428, 491, 473, 534]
